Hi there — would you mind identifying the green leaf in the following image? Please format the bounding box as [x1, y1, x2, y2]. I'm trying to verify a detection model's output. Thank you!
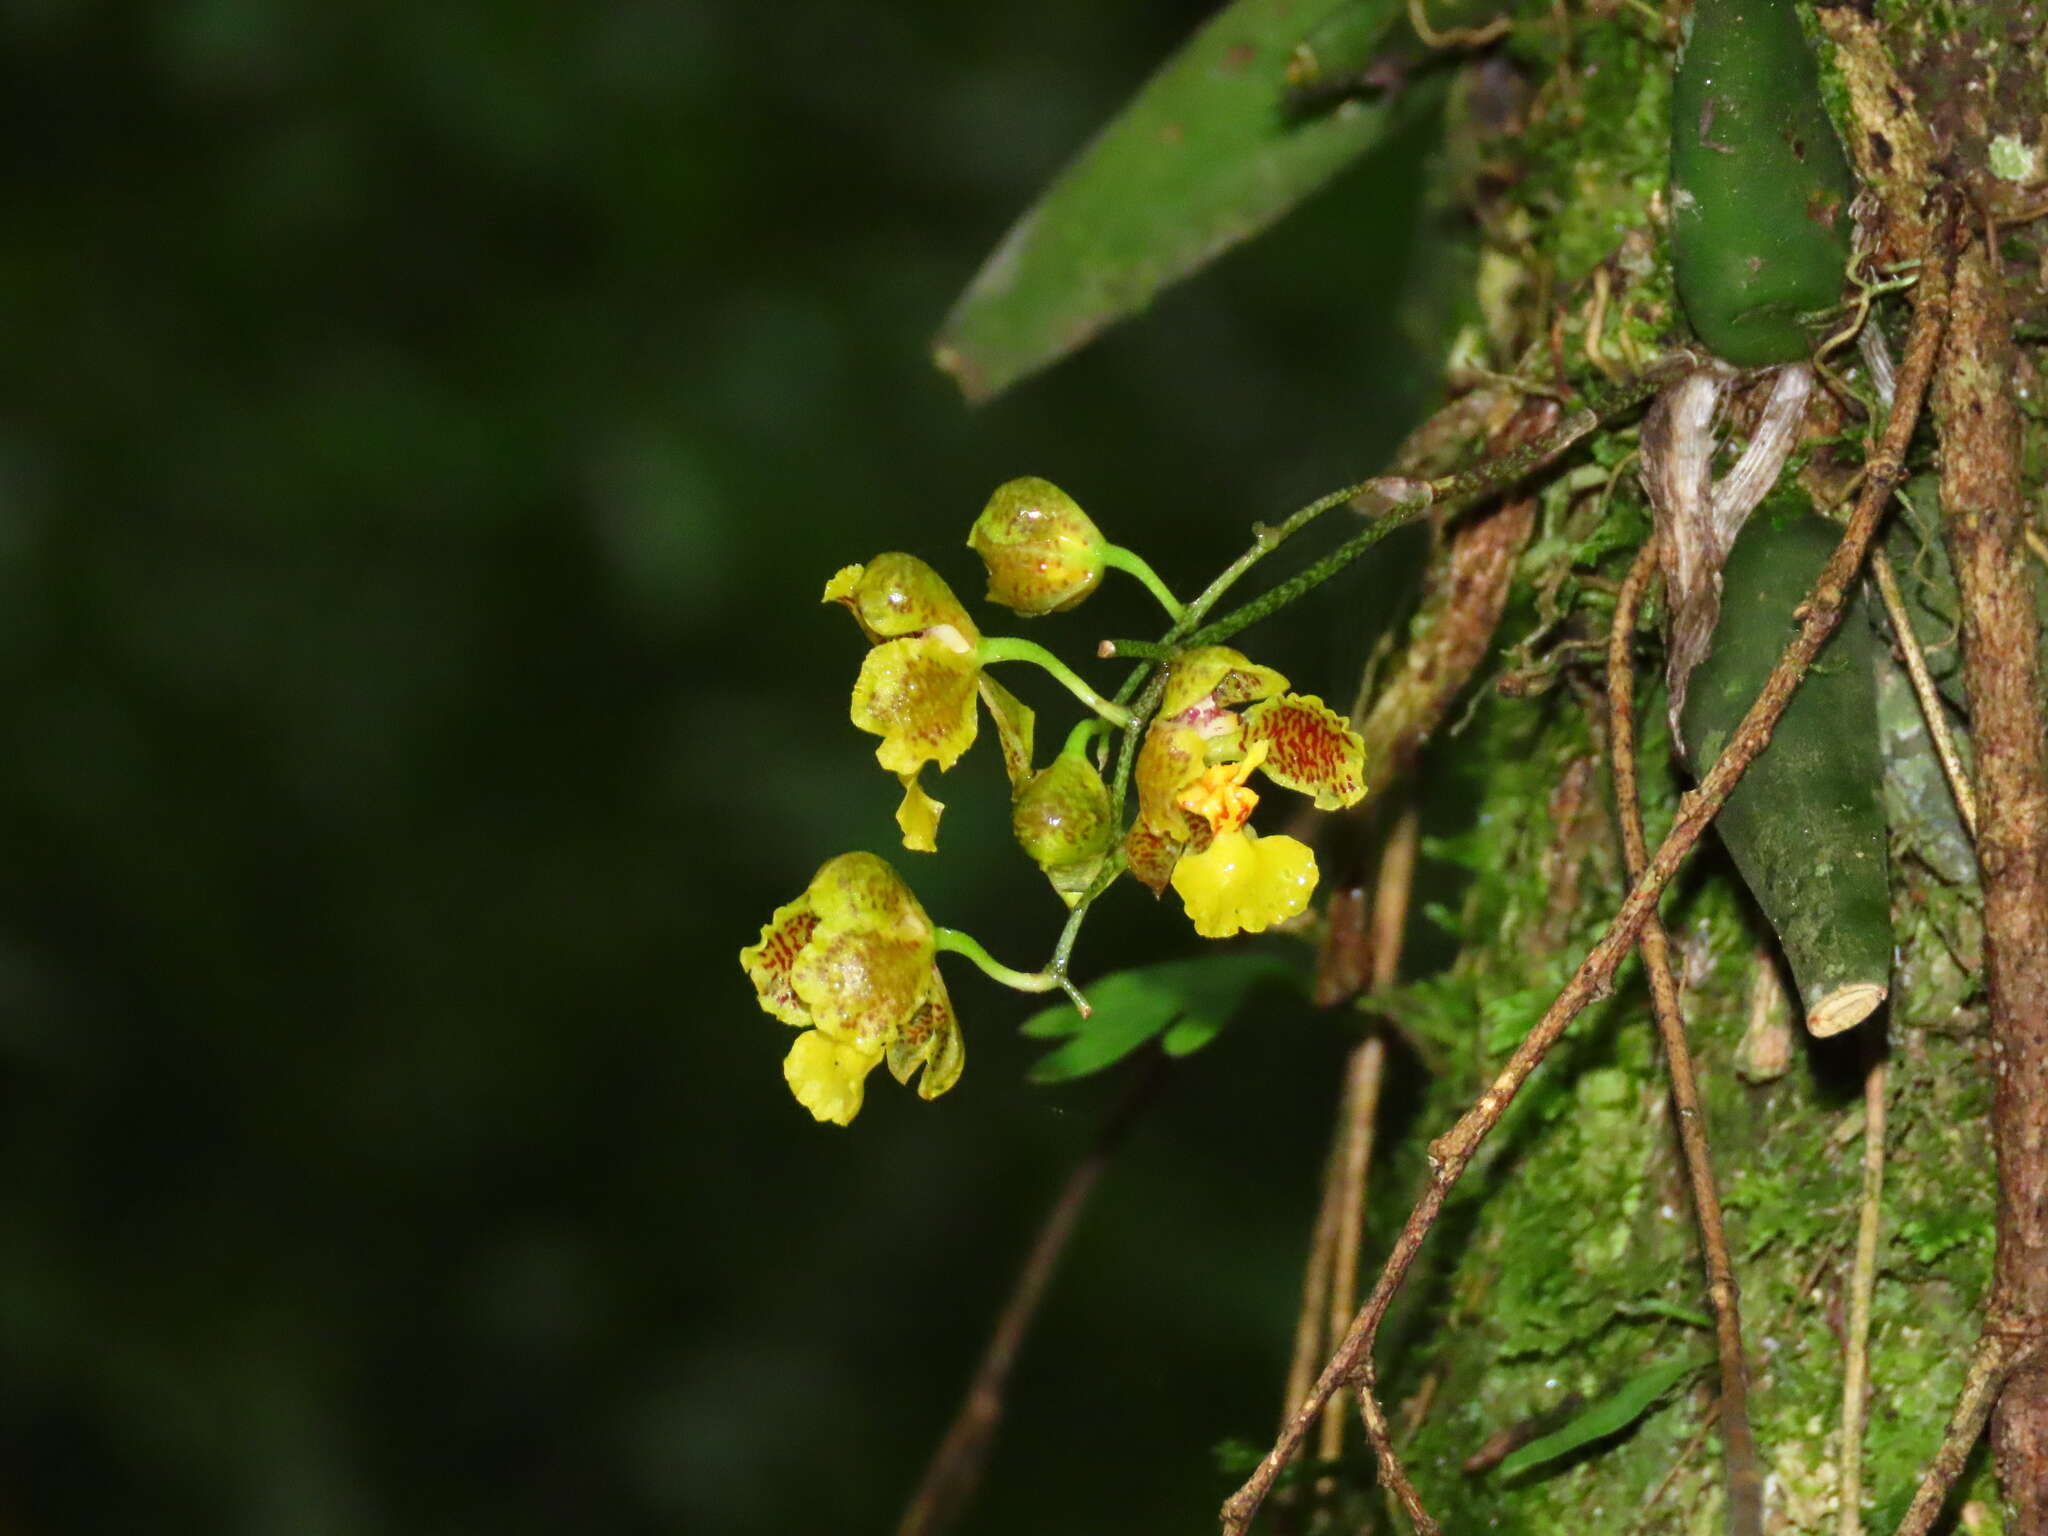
[1496, 1358, 1702, 1479]
[1158, 1014, 1225, 1057]
[932, 0, 1493, 404]
[1616, 1298, 1714, 1331]
[1020, 952, 1295, 1083]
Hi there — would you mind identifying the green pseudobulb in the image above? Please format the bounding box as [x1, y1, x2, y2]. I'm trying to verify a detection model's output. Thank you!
[1679, 495, 1891, 1034]
[1670, 0, 1855, 366]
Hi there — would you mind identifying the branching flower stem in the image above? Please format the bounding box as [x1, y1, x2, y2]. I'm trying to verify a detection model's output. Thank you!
[1107, 363, 1684, 667]
[1219, 228, 1952, 1536]
[1049, 362, 1689, 1008]
[1610, 537, 1762, 1536]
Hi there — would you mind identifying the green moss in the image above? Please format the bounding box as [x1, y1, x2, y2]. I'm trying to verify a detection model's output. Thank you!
[1313, 553, 1993, 1524]
[1513, 16, 1675, 290]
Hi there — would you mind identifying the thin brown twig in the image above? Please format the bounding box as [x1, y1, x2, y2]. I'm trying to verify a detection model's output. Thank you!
[1280, 1100, 1348, 1480]
[1837, 1039, 1889, 1536]
[1372, 806, 1422, 997]
[1322, 807, 1418, 1463]
[1219, 225, 1953, 1536]
[1322, 1037, 1388, 1465]
[1609, 537, 1763, 1536]
[1895, 1332, 2026, 1536]
[1870, 546, 1978, 836]
[896, 1058, 1166, 1536]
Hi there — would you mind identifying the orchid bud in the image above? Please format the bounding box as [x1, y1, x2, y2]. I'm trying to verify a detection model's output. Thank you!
[1011, 752, 1113, 904]
[969, 477, 1108, 616]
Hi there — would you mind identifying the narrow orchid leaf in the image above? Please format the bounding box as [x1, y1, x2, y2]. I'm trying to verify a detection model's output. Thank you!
[1496, 1359, 1703, 1479]
[934, 0, 1501, 403]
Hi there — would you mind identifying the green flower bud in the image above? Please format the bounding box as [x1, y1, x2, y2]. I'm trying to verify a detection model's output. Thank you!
[1011, 752, 1114, 905]
[968, 477, 1108, 616]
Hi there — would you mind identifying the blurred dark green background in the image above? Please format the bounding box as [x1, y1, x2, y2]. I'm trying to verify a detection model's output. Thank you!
[0, 3, 1453, 1530]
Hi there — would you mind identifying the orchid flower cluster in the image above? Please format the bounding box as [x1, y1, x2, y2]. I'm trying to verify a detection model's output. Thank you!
[740, 477, 1369, 1124]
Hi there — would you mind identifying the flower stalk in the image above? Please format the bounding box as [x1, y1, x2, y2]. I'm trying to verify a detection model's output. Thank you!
[977, 636, 1134, 726]
[936, 929, 1091, 1015]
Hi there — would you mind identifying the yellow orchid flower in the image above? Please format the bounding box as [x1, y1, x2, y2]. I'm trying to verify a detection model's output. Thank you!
[824, 555, 1035, 852]
[1125, 646, 1366, 937]
[740, 852, 964, 1125]
[825, 555, 985, 779]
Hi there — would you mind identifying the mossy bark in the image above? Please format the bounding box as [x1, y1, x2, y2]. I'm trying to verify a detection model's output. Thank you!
[1297, 3, 2048, 1529]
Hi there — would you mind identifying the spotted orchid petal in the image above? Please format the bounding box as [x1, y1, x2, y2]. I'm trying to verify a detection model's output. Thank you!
[851, 633, 982, 776]
[1243, 694, 1367, 811]
[823, 553, 979, 644]
[789, 853, 935, 1049]
[886, 969, 965, 1100]
[1124, 821, 1184, 897]
[976, 672, 1037, 792]
[739, 893, 821, 1027]
[1160, 646, 1290, 720]
[1135, 721, 1210, 842]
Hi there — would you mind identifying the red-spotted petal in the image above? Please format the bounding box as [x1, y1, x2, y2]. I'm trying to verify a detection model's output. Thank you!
[887, 968, 964, 1099]
[792, 926, 930, 1050]
[1243, 693, 1367, 810]
[739, 894, 820, 1026]
[1124, 822, 1184, 897]
[1134, 721, 1209, 839]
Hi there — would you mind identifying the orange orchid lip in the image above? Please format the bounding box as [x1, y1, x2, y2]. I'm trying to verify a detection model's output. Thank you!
[1174, 740, 1270, 836]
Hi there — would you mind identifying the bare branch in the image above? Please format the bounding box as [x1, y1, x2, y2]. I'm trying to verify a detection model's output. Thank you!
[1934, 234, 2048, 1529]
[898, 1060, 1165, 1536]
[1609, 536, 1762, 1536]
